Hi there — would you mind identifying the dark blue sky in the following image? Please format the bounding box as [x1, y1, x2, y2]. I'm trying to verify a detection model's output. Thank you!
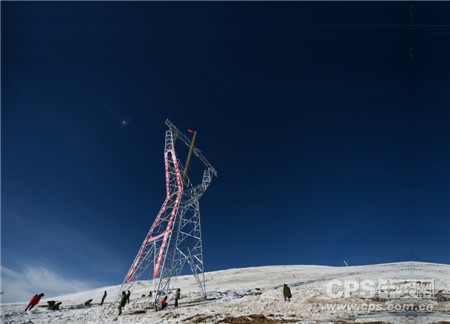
[2, 2, 449, 302]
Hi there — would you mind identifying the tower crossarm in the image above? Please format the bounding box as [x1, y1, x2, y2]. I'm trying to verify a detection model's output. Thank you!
[182, 168, 213, 206]
[165, 119, 218, 177]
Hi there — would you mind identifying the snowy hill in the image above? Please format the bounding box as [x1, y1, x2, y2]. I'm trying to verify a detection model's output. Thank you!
[1, 262, 449, 323]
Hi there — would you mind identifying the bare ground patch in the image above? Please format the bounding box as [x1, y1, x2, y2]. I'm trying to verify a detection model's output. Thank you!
[184, 313, 300, 323]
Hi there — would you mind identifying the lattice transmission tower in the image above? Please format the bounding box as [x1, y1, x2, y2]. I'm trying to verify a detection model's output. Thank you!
[117, 119, 217, 304]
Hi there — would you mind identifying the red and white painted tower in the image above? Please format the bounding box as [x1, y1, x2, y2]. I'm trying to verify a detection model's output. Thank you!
[117, 119, 217, 304]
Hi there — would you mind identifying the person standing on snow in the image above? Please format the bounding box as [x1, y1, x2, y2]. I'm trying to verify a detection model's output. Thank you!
[118, 291, 127, 315]
[174, 288, 181, 307]
[100, 291, 107, 306]
[25, 293, 44, 311]
[283, 284, 292, 302]
[126, 290, 131, 304]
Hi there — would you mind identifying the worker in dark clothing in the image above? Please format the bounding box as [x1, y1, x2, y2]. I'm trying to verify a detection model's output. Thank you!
[126, 290, 131, 304]
[100, 291, 107, 306]
[174, 288, 181, 307]
[283, 284, 292, 302]
[118, 291, 127, 315]
[25, 293, 44, 311]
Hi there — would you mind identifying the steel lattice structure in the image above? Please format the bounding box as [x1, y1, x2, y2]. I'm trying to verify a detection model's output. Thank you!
[116, 119, 217, 305]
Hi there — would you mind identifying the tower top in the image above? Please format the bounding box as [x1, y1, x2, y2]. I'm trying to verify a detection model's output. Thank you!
[165, 119, 218, 177]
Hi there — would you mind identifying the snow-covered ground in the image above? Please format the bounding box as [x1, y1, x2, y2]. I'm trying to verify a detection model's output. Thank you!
[1, 262, 449, 323]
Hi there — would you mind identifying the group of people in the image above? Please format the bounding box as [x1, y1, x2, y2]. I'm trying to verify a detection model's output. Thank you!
[25, 290, 109, 312]
[25, 284, 291, 315]
[25, 287, 181, 316]
[118, 288, 181, 315]
[156, 288, 181, 311]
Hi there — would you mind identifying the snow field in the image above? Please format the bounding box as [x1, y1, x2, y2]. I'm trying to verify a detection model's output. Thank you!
[1, 262, 449, 323]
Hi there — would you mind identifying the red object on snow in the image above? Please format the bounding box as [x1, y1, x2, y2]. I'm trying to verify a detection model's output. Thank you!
[28, 295, 42, 306]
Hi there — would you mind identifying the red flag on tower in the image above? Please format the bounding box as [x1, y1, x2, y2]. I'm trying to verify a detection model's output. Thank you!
[187, 129, 195, 135]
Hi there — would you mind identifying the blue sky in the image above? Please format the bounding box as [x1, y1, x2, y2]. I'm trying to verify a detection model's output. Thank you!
[2, 2, 449, 303]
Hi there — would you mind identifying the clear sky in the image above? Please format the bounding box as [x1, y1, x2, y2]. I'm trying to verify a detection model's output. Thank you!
[2, 2, 449, 302]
